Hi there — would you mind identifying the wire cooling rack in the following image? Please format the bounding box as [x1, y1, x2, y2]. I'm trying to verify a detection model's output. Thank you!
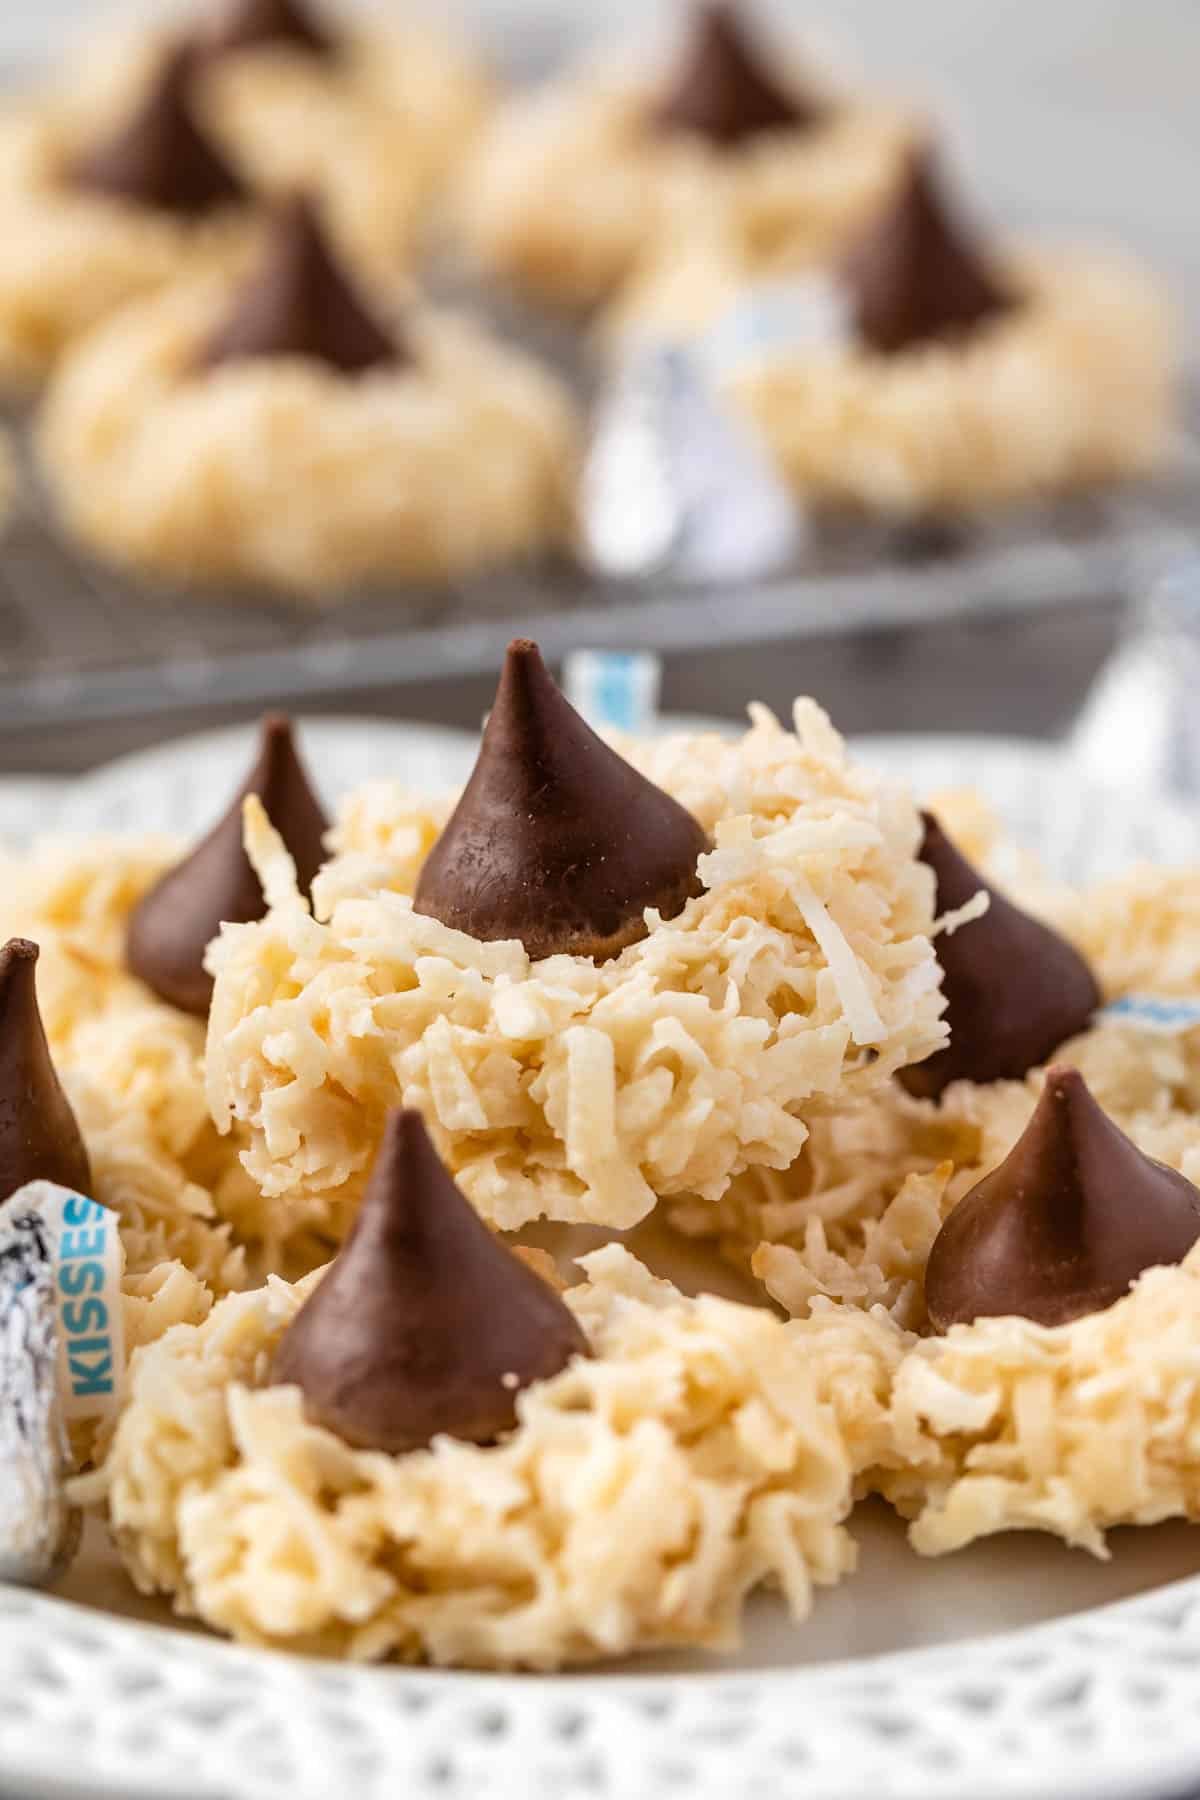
[2, 366, 1197, 740]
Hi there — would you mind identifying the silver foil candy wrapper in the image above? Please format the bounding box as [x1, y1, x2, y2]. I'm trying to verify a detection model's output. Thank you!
[0, 1208, 79, 1586]
[581, 274, 848, 586]
[1071, 562, 1200, 802]
[581, 341, 803, 585]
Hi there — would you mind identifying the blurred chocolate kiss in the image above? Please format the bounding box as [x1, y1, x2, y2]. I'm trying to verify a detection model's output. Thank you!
[414, 639, 710, 961]
[69, 43, 246, 217]
[0, 940, 92, 1204]
[199, 194, 405, 375]
[841, 149, 1015, 354]
[925, 1065, 1200, 1330]
[126, 715, 328, 1016]
[901, 812, 1100, 1100]
[272, 1109, 590, 1454]
[197, 0, 337, 60]
[649, 1, 824, 148]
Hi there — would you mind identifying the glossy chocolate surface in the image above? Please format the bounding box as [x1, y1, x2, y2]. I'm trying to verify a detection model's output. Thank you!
[414, 640, 709, 961]
[272, 1109, 589, 1454]
[125, 715, 328, 1016]
[199, 194, 403, 375]
[925, 1065, 1200, 1330]
[649, 1, 823, 148]
[0, 940, 92, 1205]
[69, 44, 246, 218]
[841, 151, 1014, 354]
[901, 812, 1100, 1100]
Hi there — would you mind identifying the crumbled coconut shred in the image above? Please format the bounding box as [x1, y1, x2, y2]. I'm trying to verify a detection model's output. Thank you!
[690, 845, 1200, 1332]
[615, 244, 1174, 516]
[205, 703, 945, 1251]
[936, 888, 990, 939]
[0, 833, 252, 1289]
[877, 1246, 1200, 1556]
[788, 873, 884, 1045]
[78, 1245, 907, 1667]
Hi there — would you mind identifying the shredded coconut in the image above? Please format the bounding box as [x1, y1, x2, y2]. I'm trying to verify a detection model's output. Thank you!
[455, 53, 913, 310]
[878, 1245, 1200, 1556]
[39, 275, 578, 593]
[0, 833, 250, 1289]
[203, 703, 945, 1252]
[671, 823, 1200, 1331]
[613, 242, 1174, 514]
[78, 1244, 906, 1667]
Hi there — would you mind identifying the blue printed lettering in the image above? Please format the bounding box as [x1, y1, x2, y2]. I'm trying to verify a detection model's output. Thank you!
[59, 1260, 103, 1297]
[68, 1340, 114, 1394]
[63, 1196, 102, 1227]
[61, 1226, 105, 1260]
[63, 1296, 108, 1336]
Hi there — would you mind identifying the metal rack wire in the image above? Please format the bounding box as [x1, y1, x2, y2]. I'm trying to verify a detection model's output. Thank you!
[2, 375, 1197, 740]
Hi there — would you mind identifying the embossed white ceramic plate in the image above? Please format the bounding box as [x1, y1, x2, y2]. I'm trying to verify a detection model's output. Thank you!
[3, 720, 1200, 1800]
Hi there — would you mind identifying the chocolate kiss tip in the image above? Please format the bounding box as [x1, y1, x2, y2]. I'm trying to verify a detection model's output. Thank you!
[199, 193, 404, 376]
[900, 812, 1100, 1102]
[198, 0, 336, 60]
[925, 1065, 1200, 1332]
[125, 713, 329, 1017]
[413, 639, 710, 962]
[648, 0, 823, 148]
[841, 149, 1015, 355]
[271, 1108, 589, 1455]
[0, 938, 92, 1205]
[68, 43, 247, 219]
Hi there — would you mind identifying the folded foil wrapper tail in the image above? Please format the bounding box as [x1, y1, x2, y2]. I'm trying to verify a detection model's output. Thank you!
[580, 341, 803, 585]
[581, 276, 850, 585]
[0, 1209, 79, 1586]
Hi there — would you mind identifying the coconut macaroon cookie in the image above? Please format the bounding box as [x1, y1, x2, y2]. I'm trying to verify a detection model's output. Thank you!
[455, 0, 913, 311]
[0, 934, 228, 1403]
[0, 715, 338, 1289]
[39, 197, 577, 593]
[204, 641, 946, 1255]
[665, 809, 1200, 1560]
[0, 45, 254, 385]
[679, 805, 1200, 1328]
[42, 0, 488, 272]
[875, 1069, 1200, 1557]
[614, 148, 1174, 517]
[677, 802, 1200, 1313]
[79, 1112, 907, 1667]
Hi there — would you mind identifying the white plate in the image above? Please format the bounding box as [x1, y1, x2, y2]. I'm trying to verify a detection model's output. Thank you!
[3, 720, 1200, 1800]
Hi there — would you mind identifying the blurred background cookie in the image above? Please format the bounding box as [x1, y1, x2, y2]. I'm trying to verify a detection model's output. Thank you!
[455, 0, 914, 311]
[38, 194, 577, 592]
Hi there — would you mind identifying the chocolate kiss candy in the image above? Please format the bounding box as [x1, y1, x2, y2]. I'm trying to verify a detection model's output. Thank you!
[413, 640, 710, 961]
[126, 715, 328, 1016]
[841, 151, 1015, 354]
[69, 44, 247, 218]
[648, 1, 823, 148]
[900, 813, 1100, 1102]
[199, 194, 403, 376]
[925, 1065, 1200, 1331]
[273, 1109, 589, 1453]
[0, 941, 92, 1205]
[197, 0, 336, 61]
